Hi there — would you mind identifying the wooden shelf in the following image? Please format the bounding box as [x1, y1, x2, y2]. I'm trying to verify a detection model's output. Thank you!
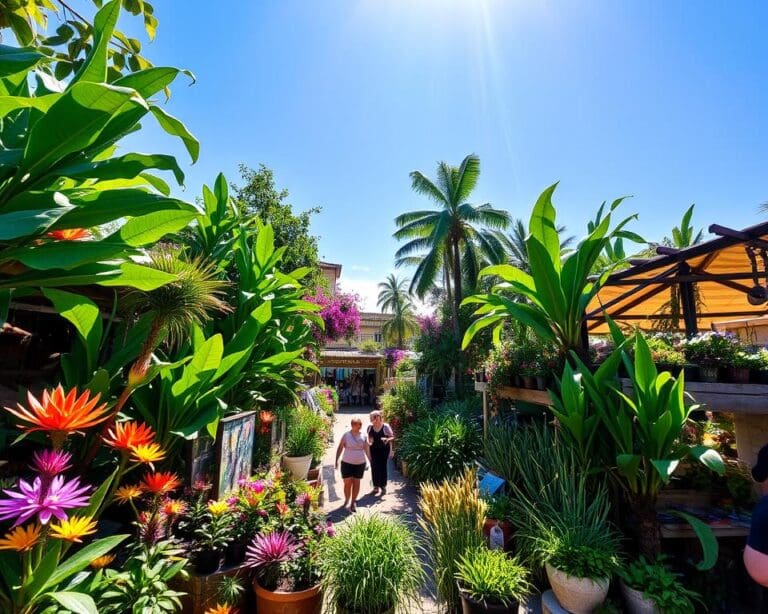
[474, 382, 550, 405]
[661, 524, 749, 539]
[620, 379, 768, 415]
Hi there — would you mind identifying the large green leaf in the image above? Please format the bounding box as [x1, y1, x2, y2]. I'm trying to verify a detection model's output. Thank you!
[97, 262, 177, 290]
[0, 45, 46, 77]
[71, 0, 121, 85]
[16, 82, 147, 186]
[114, 66, 195, 98]
[0, 93, 58, 117]
[56, 153, 185, 186]
[667, 510, 719, 570]
[149, 105, 199, 163]
[528, 182, 561, 270]
[4, 239, 133, 270]
[44, 535, 127, 591]
[690, 445, 725, 476]
[0, 204, 73, 239]
[42, 289, 102, 370]
[47, 591, 98, 614]
[118, 209, 198, 246]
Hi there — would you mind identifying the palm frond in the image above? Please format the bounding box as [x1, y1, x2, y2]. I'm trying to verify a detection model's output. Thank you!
[454, 154, 481, 204]
[409, 171, 448, 205]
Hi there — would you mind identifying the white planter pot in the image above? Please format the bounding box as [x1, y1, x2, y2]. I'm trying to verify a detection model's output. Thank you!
[282, 454, 312, 481]
[546, 563, 609, 614]
[620, 581, 658, 614]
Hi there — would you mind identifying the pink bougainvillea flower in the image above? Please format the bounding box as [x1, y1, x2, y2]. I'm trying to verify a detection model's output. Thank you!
[30, 449, 72, 477]
[245, 530, 298, 568]
[0, 475, 90, 526]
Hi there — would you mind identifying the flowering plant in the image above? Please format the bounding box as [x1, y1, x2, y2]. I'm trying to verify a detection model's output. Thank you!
[385, 348, 407, 369]
[681, 331, 741, 366]
[306, 290, 361, 343]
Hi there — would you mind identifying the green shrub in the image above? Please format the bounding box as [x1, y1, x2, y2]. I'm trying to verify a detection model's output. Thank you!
[435, 397, 481, 423]
[395, 357, 416, 374]
[359, 339, 382, 353]
[399, 415, 481, 483]
[456, 548, 531, 608]
[320, 514, 424, 614]
[483, 494, 514, 522]
[620, 558, 702, 612]
[545, 541, 619, 580]
[419, 471, 486, 613]
[284, 406, 327, 462]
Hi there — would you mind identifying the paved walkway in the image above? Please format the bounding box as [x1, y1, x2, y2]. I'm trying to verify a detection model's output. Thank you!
[321, 407, 439, 613]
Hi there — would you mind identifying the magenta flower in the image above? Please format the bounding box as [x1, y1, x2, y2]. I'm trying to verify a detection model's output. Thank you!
[325, 520, 335, 537]
[295, 493, 309, 507]
[245, 530, 298, 569]
[306, 291, 361, 343]
[30, 449, 72, 477]
[0, 475, 90, 526]
[250, 480, 265, 494]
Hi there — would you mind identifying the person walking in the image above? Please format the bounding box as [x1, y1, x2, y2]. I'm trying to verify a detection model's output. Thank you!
[367, 410, 394, 496]
[335, 417, 371, 512]
[745, 444, 768, 587]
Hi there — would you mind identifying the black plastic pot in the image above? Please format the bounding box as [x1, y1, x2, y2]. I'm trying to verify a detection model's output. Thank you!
[755, 369, 768, 385]
[194, 549, 222, 575]
[224, 540, 248, 566]
[458, 588, 518, 614]
[683, 364, 699, 382]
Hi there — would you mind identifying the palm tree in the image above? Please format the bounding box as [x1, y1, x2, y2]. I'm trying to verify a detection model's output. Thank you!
[393, 154, 510, 333]
[377, 274, 419, 348]
[499, 218, 575, 273]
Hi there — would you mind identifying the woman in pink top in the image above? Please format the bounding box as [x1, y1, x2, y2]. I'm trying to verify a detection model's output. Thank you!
[334, 417, 371, 512]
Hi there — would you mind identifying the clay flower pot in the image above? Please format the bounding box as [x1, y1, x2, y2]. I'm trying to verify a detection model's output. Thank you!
[458, 585, 518, 614]
[253, 579, 323, 614]
[546, 563, 609, 614]
[620, 581, 658, 614]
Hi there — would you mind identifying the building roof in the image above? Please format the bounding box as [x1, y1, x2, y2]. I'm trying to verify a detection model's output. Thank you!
[586, 221, 768, 333]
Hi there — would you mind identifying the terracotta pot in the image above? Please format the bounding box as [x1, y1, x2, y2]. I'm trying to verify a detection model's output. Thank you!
[482, 519, 513, 551]
[546, 563, 609, 614]
[620, 581, 658, 614]
[337, 607, 394, 614]
[698, 365, 719, 383]
[253, 579, 323, 614]
[726, 367, 750, 384]
[282, 454, 312, 481]
[458, 587, 518, 614]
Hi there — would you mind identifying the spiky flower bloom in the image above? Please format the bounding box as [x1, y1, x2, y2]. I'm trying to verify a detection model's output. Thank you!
[0, 475, 90, 525]
[245, 530, 298, 569]
[114, 485, 144, 504]
[50, 515, 97, 543]
[4, 386, 109, 446]
[0, 524, 41, 551]
[130, 443, 166, 466]
[207, 500, 229, 517]
[90, 554, 116, 570]
[140, 471, 181, 495]
[162, 499, 186, 516]
[205, 605, 238, 614]
[103, 421, 156, 452]
[137, 511, 165, 546]
[30, 449, 72, 477]
[47, 228, 91, 241]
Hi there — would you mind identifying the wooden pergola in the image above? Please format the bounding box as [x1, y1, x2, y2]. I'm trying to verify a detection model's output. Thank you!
[586, 221, 768, 334]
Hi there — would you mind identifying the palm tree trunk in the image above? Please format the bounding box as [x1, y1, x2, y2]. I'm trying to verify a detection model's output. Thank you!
[451, 237, 462, 339]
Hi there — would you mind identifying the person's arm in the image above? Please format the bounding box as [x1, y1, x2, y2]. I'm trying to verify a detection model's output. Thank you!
[366, 425, 373, 446]
[335, 436, 346, 470]
[364, 440, 372, 465]
[384, 424, 395, 457]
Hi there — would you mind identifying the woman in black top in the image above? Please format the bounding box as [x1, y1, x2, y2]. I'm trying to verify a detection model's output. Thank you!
[367, 410, 394, 496]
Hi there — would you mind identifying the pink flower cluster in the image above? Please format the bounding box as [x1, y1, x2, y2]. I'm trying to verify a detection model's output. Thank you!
[307, 290, 361, 343]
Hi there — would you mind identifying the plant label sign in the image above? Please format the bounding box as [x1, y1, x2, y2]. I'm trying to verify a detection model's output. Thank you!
[478, 472, 506, 497]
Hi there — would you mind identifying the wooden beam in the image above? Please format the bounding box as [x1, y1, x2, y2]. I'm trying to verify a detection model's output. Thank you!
[586, 266, 678, 319]
[678, 262, 698, 335]
[709, 224, 768, 251]
[656, 246, 680, 256]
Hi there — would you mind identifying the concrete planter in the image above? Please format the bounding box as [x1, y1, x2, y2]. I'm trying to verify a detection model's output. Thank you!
[545, 563, 609, 614]
[620, 581, 658, 614]
[282, 454, 312, 481]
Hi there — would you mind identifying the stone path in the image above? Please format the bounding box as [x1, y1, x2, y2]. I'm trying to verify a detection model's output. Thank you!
[321, 407, 440, 613]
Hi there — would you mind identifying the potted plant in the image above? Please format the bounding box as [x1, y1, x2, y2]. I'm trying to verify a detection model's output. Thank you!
[726, 349, 757, 384]
[192, 502, 235, 575]
[645, 336, 686, 376]
[455, 547, 531, 614]
[681, 331, 739, 383]
[282, 408, 324, 481]
[320, 514, 424, 613]
[753, 348, 768, 384]
[619, 558, 702, 614]
[544, 542, 617, 614]
[482, 494, 514, 551]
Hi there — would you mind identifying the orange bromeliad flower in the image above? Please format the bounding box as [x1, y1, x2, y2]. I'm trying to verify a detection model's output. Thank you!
[103, 421, 156, 452]
[50, 515, 97, 543]
[47, 228, 91, 241]
[140, 471, 181, 495]
[114, 485, 144, 504]
[4, 385, 109, 446]
[130, 442, 166, 466]
[90, 554, 116, 569]
[0, 524, 41, 552]
[162, 499, 186, 516]
[205, 605, 238, 614]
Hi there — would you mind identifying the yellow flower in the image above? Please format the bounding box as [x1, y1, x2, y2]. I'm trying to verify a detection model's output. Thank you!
[114, 485, 144, 504]
[90, 554, 116, 569]
[50, 515, 97, 543]
[0, 524, 41, 552]
[207, 500, 229, 516]
[205, 604, 238, 614]
[130, 442, 166, 466]
[162, 499, 186, 516]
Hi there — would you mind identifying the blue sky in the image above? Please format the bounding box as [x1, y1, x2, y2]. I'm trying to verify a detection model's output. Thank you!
[117, 1, 767, 309]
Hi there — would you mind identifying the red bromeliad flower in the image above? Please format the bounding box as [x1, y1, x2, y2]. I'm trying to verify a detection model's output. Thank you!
[4, 385, 109, 446]
[140, 471, 181, 495]
[30, 449, 72, 477]
[47, 228, 91, 241]
[103, 421, 156, 452]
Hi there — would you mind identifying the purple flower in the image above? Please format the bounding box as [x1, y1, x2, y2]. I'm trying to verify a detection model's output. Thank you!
[295, 493, 309, 507]
[245, 530, 298, 568]
[30, 449, 72, 477]
[325, 520, 335, 537]
[250, 480, 265, 494]
[306, 291, 361, 343]
[0, 475, 90, 526]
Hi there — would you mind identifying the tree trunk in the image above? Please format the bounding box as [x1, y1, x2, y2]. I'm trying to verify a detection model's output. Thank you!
[451, 237, 462, 340]
[634, 496, 662, 560]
